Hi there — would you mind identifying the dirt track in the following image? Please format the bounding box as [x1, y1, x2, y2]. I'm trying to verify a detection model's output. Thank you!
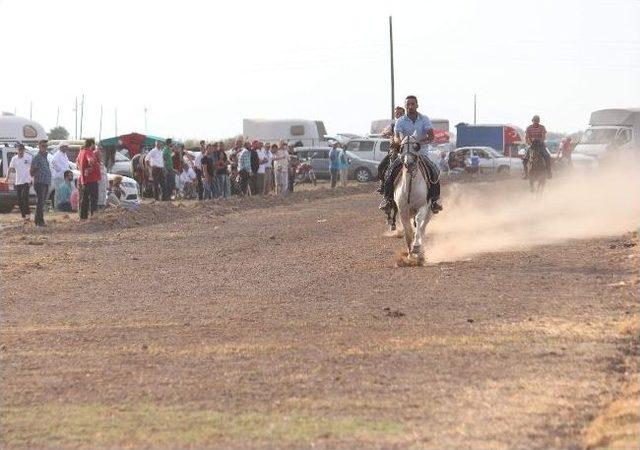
[1, 181, 638, 449]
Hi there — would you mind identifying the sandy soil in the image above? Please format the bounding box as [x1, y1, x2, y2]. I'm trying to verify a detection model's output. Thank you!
[1, 179, 638, 449]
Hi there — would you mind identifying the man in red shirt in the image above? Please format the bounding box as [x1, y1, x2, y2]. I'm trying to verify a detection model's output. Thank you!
[77, 138, 102, 219]
[523, 115, 551, 179]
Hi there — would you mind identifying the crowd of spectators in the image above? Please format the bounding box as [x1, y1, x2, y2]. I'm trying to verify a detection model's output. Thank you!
[142, 138, 348, 201]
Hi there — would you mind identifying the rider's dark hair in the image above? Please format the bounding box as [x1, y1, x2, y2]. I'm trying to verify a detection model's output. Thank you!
[405, 95, 418, 103]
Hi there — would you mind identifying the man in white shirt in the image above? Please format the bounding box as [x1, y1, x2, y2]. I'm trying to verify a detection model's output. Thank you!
[5, 143, 33, 219]
[51, 142, 71, 192]
[256, 142, 270, 195]
[273, 142, 290, 195]
[145, 141, 165, 200]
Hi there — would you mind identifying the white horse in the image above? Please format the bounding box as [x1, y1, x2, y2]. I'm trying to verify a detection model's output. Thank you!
[393, 136, 434, 265]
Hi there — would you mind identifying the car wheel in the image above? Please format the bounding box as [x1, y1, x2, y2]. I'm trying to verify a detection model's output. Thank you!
[354, 167, 371, 182]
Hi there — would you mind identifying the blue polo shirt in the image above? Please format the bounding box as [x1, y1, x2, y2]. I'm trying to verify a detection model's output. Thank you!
[395, 113, 433, 141]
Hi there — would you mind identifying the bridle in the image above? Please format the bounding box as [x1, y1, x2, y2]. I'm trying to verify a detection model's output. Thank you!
[400, 136, 421, 204]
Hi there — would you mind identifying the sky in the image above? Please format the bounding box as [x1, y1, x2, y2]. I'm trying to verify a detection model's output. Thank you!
[1, 0, 639, 140]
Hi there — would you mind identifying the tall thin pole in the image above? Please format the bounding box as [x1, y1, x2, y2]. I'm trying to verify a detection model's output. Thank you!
[99, 105, 103, 141]
[56, 106, 60, 126]
[79, 94, 85, 138]
[74, 97, 78, 139]
[29, 101, 33, 120]
[389, 16, 395, 121]
[473, 94, 477, 125]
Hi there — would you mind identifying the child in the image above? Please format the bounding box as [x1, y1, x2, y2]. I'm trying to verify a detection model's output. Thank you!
[55, 170, 75, 212]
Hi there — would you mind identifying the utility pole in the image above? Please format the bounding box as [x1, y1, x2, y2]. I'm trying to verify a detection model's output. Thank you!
[56, 106, 60, 126]
[389, 16, 395, 121]
[74, 97, 78, 139]
[99, 105, 103, 140]
[29, 101, 33, 120]
[473, 94, 477, 125]
[79, 94, 85, 139]
[144, 106, 148, 133]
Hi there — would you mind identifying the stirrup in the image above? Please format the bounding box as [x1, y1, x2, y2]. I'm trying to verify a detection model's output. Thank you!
[379, 198, 392, 212]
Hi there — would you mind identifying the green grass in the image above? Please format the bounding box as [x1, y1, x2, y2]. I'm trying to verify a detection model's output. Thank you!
[1, 403, 406, 448]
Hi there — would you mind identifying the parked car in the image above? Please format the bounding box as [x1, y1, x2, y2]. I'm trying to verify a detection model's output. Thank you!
[293, 147, 332, 179]
[293, 147, 379, 182]
[0, 146, 18, 212]
[449, 146, 523, 174]
[345, 151, 379, 182]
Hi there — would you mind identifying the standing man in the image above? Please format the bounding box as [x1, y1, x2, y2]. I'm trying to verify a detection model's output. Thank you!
[329, 142, 340, 188]
[379, 95, 443, 214]
[273, 142, 289, 195]
[162, 139, 174, 200]
[559, 137, 573, 167]
[337, 143, 349, 187]
[145, 141, 165, 201]
[4, 143, 32, 220]
[249, 141, 260, 195]
[30, 140, 52, 226]
[50, 142, 70, 194]
[523, 115, 551, 179]
[256, 142, 269, 195]
[258, 142, 273, 195]
[194, 140, 205, 200]
[214, 142, 231, 199]
[237, 141, 252, 196]
[77, 138, 101, 220]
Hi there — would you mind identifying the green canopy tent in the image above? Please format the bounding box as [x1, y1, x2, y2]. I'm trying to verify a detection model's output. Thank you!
[99, 133, 178, 158]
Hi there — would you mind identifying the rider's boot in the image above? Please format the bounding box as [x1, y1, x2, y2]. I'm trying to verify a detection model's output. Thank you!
[431, 199, 443, 214]
[378, 197, 392, 213]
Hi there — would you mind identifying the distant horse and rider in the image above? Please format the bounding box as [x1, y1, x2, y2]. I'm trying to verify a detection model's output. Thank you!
[523, 115, 552, 193]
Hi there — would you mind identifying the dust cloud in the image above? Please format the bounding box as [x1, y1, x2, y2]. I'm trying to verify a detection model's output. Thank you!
[426, 163, 640, 263]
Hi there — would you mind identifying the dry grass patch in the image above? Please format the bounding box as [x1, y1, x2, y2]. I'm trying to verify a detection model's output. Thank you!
[0, 403, 406, 449]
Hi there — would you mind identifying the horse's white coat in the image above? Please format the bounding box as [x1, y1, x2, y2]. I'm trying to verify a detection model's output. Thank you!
[393, 140, 433, 262]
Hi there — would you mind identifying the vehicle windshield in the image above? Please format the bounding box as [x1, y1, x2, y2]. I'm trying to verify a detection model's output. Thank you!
[580, 128, 618, 145]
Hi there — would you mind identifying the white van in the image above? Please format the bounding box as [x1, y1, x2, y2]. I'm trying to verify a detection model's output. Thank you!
[574, 108, 640, 159]
[243, 119, 328, 147]
[0, 112, 48, 145]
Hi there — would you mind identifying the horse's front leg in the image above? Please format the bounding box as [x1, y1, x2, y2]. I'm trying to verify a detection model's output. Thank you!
[398, 209, 414, 254]
[411, 204, 432, 260]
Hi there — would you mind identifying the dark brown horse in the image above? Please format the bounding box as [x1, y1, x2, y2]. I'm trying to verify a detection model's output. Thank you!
[528, 140, 548, 194]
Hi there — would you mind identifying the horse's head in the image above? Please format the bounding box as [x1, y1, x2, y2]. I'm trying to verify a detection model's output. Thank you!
[399, 136, 421, 169]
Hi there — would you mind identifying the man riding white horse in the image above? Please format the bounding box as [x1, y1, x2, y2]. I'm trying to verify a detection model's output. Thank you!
[378, 95, 443, 215]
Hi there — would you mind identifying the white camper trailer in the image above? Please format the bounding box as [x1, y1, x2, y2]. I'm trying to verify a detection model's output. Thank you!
[242, 119, 328, 146]
[0, 112, 48, 145]
[575, 108, 640, 158]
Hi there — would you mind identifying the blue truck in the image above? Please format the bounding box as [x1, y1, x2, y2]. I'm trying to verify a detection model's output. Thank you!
[455, 123, 524, 156]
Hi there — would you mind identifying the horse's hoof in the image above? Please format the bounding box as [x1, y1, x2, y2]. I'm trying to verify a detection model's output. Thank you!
[389, 225, 396, 232]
